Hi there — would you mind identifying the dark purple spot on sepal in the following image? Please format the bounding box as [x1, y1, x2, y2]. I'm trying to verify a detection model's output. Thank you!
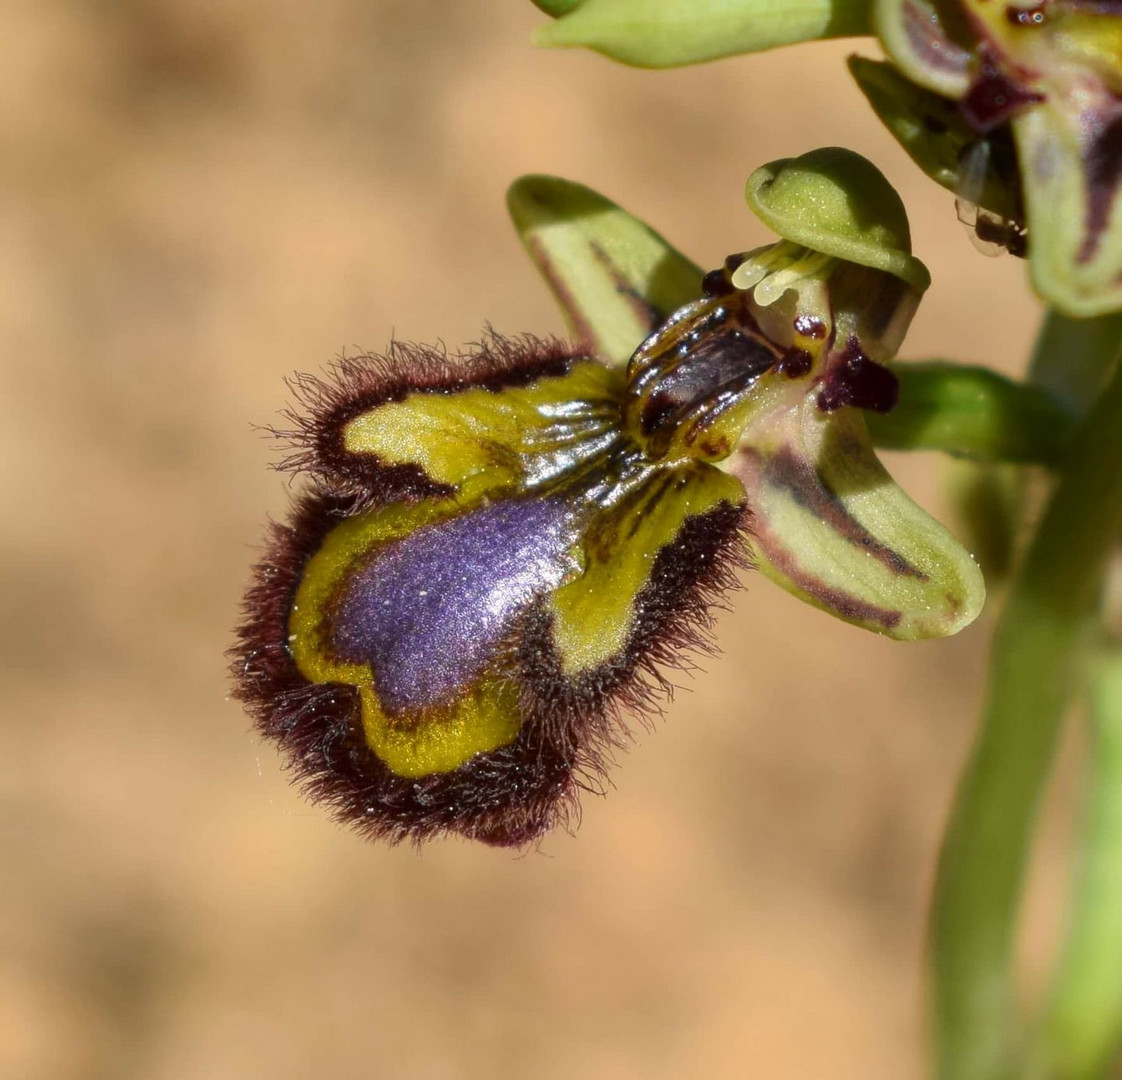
[816, 339, 900, 414]
[960, 46, 1044, 134]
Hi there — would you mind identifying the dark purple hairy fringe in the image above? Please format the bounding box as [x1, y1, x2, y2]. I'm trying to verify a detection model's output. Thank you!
[273, 331, 586, 510]
[231, 333, 753, 848]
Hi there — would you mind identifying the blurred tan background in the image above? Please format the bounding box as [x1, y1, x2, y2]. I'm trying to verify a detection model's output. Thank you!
[0, 3, 1059, 1078]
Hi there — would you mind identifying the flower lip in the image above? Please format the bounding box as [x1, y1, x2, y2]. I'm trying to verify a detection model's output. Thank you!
[234, 333, 753, 847]
[232, 491, 583, 848]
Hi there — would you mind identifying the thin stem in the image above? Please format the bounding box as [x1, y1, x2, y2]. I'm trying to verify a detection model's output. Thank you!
[868, 362, 1075, 465]
[1029, 310, 1122, 413]
[931, 318, 1122, 1080]
[1032, 650, 1122, 1080]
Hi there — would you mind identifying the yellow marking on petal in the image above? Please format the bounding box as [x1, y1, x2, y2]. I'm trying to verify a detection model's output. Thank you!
[549, 464, 743, 675]
[342, 360, 623, 486]
[357, 679, 521, 779]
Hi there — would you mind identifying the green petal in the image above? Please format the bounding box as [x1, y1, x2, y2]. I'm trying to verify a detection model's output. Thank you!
[507, 174, 703, 366]
[1014, 106, 1122, 318]
[532, 0, 871, 69]
[847, 56, 1023, 224]
[726, 400, 985, 639]
[745, 148, 931, 291]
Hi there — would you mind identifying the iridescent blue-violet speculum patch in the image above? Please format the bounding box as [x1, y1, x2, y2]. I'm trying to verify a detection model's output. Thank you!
[233, 147, 984, 848]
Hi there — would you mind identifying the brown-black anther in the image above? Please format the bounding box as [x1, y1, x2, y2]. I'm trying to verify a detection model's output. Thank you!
[701, 267, 736, 297]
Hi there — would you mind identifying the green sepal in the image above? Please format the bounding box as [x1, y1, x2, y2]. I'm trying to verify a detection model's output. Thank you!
[726, 399, 985, 640]
[1014, 106, 1122, 318]
[532, 0, 871, 69]
[847, 57, 1022, 224]
[507, 175, 703, 367]
[745, 147, 931, 292]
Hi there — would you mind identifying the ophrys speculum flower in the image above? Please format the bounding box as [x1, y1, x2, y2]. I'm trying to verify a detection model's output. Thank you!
[234, 149, 983, 847]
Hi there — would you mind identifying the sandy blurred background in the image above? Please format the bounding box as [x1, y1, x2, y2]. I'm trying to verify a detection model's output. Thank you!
[0, 2, 1063, 1078]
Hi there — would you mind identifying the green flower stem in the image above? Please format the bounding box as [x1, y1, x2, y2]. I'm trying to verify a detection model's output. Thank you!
[1030, 310, 1122, 413]
[1031, 650, 1122, 1080]
[931, 318, 1122, 1080]
[868, 362, 1076, 465]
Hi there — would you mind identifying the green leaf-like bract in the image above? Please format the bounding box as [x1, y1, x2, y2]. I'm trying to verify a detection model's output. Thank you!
[533, 0, 872, 69]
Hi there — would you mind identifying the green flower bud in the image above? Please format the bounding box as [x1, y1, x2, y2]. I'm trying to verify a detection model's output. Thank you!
[531, 0, 871, 68]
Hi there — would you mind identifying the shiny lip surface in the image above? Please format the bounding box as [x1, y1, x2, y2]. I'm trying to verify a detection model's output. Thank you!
[332, 495, 579, 715]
